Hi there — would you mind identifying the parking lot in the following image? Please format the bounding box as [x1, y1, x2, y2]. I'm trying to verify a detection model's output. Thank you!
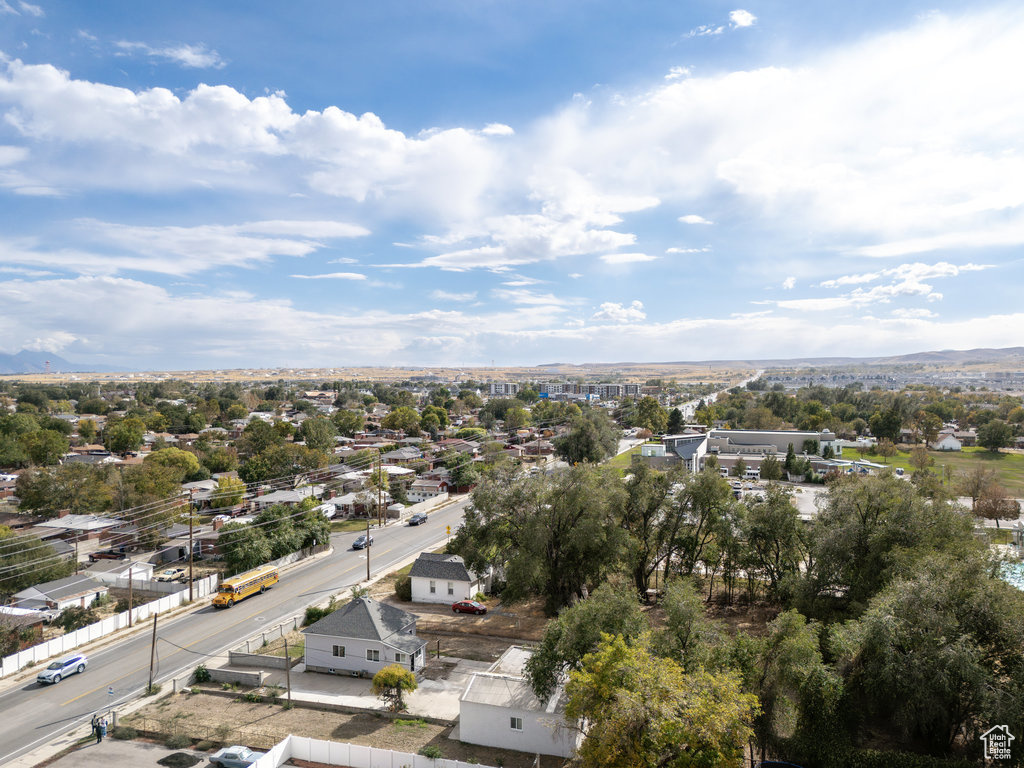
[47, 740, 209, 768]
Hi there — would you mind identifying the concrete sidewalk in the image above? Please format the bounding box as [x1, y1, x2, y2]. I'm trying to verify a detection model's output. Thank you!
[254, 655, 491, 722]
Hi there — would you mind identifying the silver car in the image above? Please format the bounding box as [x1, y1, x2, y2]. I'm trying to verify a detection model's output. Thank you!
[36, 654, 88, 684]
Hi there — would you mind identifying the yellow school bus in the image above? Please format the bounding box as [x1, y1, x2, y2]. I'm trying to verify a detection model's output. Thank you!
[212, 565, 279, 608]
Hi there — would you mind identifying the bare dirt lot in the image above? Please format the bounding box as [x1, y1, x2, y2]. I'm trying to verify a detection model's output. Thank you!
[125, 692, 566, 768]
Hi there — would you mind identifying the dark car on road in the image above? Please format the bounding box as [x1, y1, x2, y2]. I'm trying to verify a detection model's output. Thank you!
[407, 513, 429, 526]
[352, 533, 373, 550]
[452, 600, 487, 615]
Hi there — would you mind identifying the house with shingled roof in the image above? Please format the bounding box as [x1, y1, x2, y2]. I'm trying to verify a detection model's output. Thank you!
[408, 552, 489, 604]
[302, 596, 427, 678]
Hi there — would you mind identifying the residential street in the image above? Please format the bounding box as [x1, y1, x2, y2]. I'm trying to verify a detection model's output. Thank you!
[0, 498, 472, 765]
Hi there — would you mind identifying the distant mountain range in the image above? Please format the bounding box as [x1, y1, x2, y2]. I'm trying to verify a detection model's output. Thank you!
[0, 350, 123, 375]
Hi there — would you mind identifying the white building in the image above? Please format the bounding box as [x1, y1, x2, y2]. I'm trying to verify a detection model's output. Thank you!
[303, 597, 427, 678]
[408, 552, 487, 604]
[934, 434, 962, 451]
[459, 646, 579, 758]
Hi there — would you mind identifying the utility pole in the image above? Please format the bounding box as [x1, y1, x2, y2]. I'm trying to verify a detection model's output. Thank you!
[147, 614, 158, 693]
[365, 508, 371, 582]
[188, 512, 194, 602]
[283, 638, 292, 705]
[377, 449, 383, 529]
[128, 563, 133, 627]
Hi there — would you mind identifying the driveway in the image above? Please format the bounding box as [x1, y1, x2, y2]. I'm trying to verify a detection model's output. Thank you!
[46, 739, 209, 768]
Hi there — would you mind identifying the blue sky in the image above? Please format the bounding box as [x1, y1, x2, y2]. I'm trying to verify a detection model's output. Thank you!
[1, 1, 1023, 370]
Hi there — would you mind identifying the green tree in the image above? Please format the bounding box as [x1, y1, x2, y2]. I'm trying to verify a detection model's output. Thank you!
[331, 408, 365, 437]
[299, 416, 337, 454]
[832, 557, 1024, 757]
[0, 526, 76, 594]
[104, 417, 146, 453]
[238, 443, 326, 484]
[524, 580, 647, 700]
[381, 406, 420, 434]
[565, 633, 757, 768]
[15, 464, 114, 518]
[217, 522, 272, 575]
[144, 446, 204, 480]
[666, 407, 684, 434]
[617, 462, 672, 595]
[634, 396, 669, 433]
[656, 578, 725, 670]
[554, 410, 621, 464]
[978, 418, 1012, 452]
[455, 463, 626, 613]
[224, 403, 249, 420]
[0, 435, 30, 468]
[797, 473, 980, 618]
[758, 453, 782, 481]
[77, 418, 97, 443]
[372, 664, 418, 712]
[504, 405, 531, 430]
[742, 484, 803, 601]
[234, 419, 284, 460]
[20, 429, 69, 466]
[210, 475, 246, 509]
[737, 610, 837, 762]
[56, 606, 100, 632]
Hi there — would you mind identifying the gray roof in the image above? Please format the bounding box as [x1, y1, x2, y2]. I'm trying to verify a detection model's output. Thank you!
[303, 597, 417, 642]
[14, 575, 107, 602]
[409, 552, 473, 582]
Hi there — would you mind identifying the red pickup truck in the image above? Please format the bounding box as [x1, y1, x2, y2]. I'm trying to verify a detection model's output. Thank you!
[88, 549, 128, 562]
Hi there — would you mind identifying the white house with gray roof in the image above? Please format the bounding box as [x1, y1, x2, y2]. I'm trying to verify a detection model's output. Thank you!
[302, 597, 427, 678]
[459, 645, 579, 758]
[13, 575, 109, 611]
[408, 552, 487, 604]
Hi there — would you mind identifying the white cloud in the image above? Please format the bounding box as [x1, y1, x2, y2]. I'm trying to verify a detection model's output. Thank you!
[779, 261, 991, 311]
[665, 66, 691, 81]
[491, 288, 575, 307]
[782, 276, 795, 290]
[0, 1, 18, 14]
[678, 214, 713, 225]
[431, 289, 477, 302]
[592, 300, 646, 323]
[600, 252, 656, 264]
[568, 273, 583, 279]
[0, 218, 369, 277]
[730, 10, 757, 28]
[115, 41, 225, 69]
[666, 246, 710, 254]
[290, 272, 366, 280]
[481, 123, 514, 136]
[687, 24, 725, 38]
[892, 308, 937, 319]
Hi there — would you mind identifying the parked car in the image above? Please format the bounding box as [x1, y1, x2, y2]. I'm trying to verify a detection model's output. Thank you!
[209, 745, 266, 768]
[407, 512, 428, 526]
[88, 548, 127, 562]
[352, 533, 373, 550]
[155, 568, 185, 582]
[452, 600, 487, 615]
[36, 654, 88, 684]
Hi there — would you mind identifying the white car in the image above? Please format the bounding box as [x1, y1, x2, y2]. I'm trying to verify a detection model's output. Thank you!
[36, 654, 88, 684]
[209, 745, 266, 767]
[156, 568, 185, 582]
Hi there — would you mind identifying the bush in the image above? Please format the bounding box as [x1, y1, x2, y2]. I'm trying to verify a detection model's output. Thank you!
[303, 596, 337, 626]
[115, 597, 131, 613]
[193, 664, 211, 683]
[243, 691, 262, 703]
[111, 726, 137, 740]
[394, 575, 412, 601]
[195, 740, 216, 751]
[165, 733, 191, 749]
[419, 745, 443, 759]
[144, 683, 161, 696]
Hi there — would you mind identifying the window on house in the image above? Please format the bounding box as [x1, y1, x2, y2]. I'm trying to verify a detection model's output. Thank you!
[366, 649, 380, 662]
[394, 652, 405, 663]
[332, 645, 345, 657]
[510, 717, 523, 731]
[447, 582, 454, 595]
[429, 580, 436, 594]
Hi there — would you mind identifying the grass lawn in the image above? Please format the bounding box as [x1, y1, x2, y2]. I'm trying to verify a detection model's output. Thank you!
[606, 445, 642, 472]
[331, 518, 372, 533]
[849, 446, 1024, 495]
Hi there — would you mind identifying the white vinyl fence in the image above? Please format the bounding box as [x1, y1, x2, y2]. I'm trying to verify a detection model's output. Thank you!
[253, 735, 499, 768]
[0, 573, 218, 679]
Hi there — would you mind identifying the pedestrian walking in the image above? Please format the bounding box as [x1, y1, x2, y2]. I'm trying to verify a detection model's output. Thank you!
[98, 717, 107, 742]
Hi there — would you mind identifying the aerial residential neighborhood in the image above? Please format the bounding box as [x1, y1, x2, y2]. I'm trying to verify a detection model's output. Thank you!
[3, 2, 1024, 767]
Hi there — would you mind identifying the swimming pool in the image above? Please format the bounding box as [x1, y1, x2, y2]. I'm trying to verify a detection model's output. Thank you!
[1000, 561, 1024, 590]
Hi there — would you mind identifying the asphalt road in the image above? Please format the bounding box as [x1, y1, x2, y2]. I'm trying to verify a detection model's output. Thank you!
[0, 497, 472, 764]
